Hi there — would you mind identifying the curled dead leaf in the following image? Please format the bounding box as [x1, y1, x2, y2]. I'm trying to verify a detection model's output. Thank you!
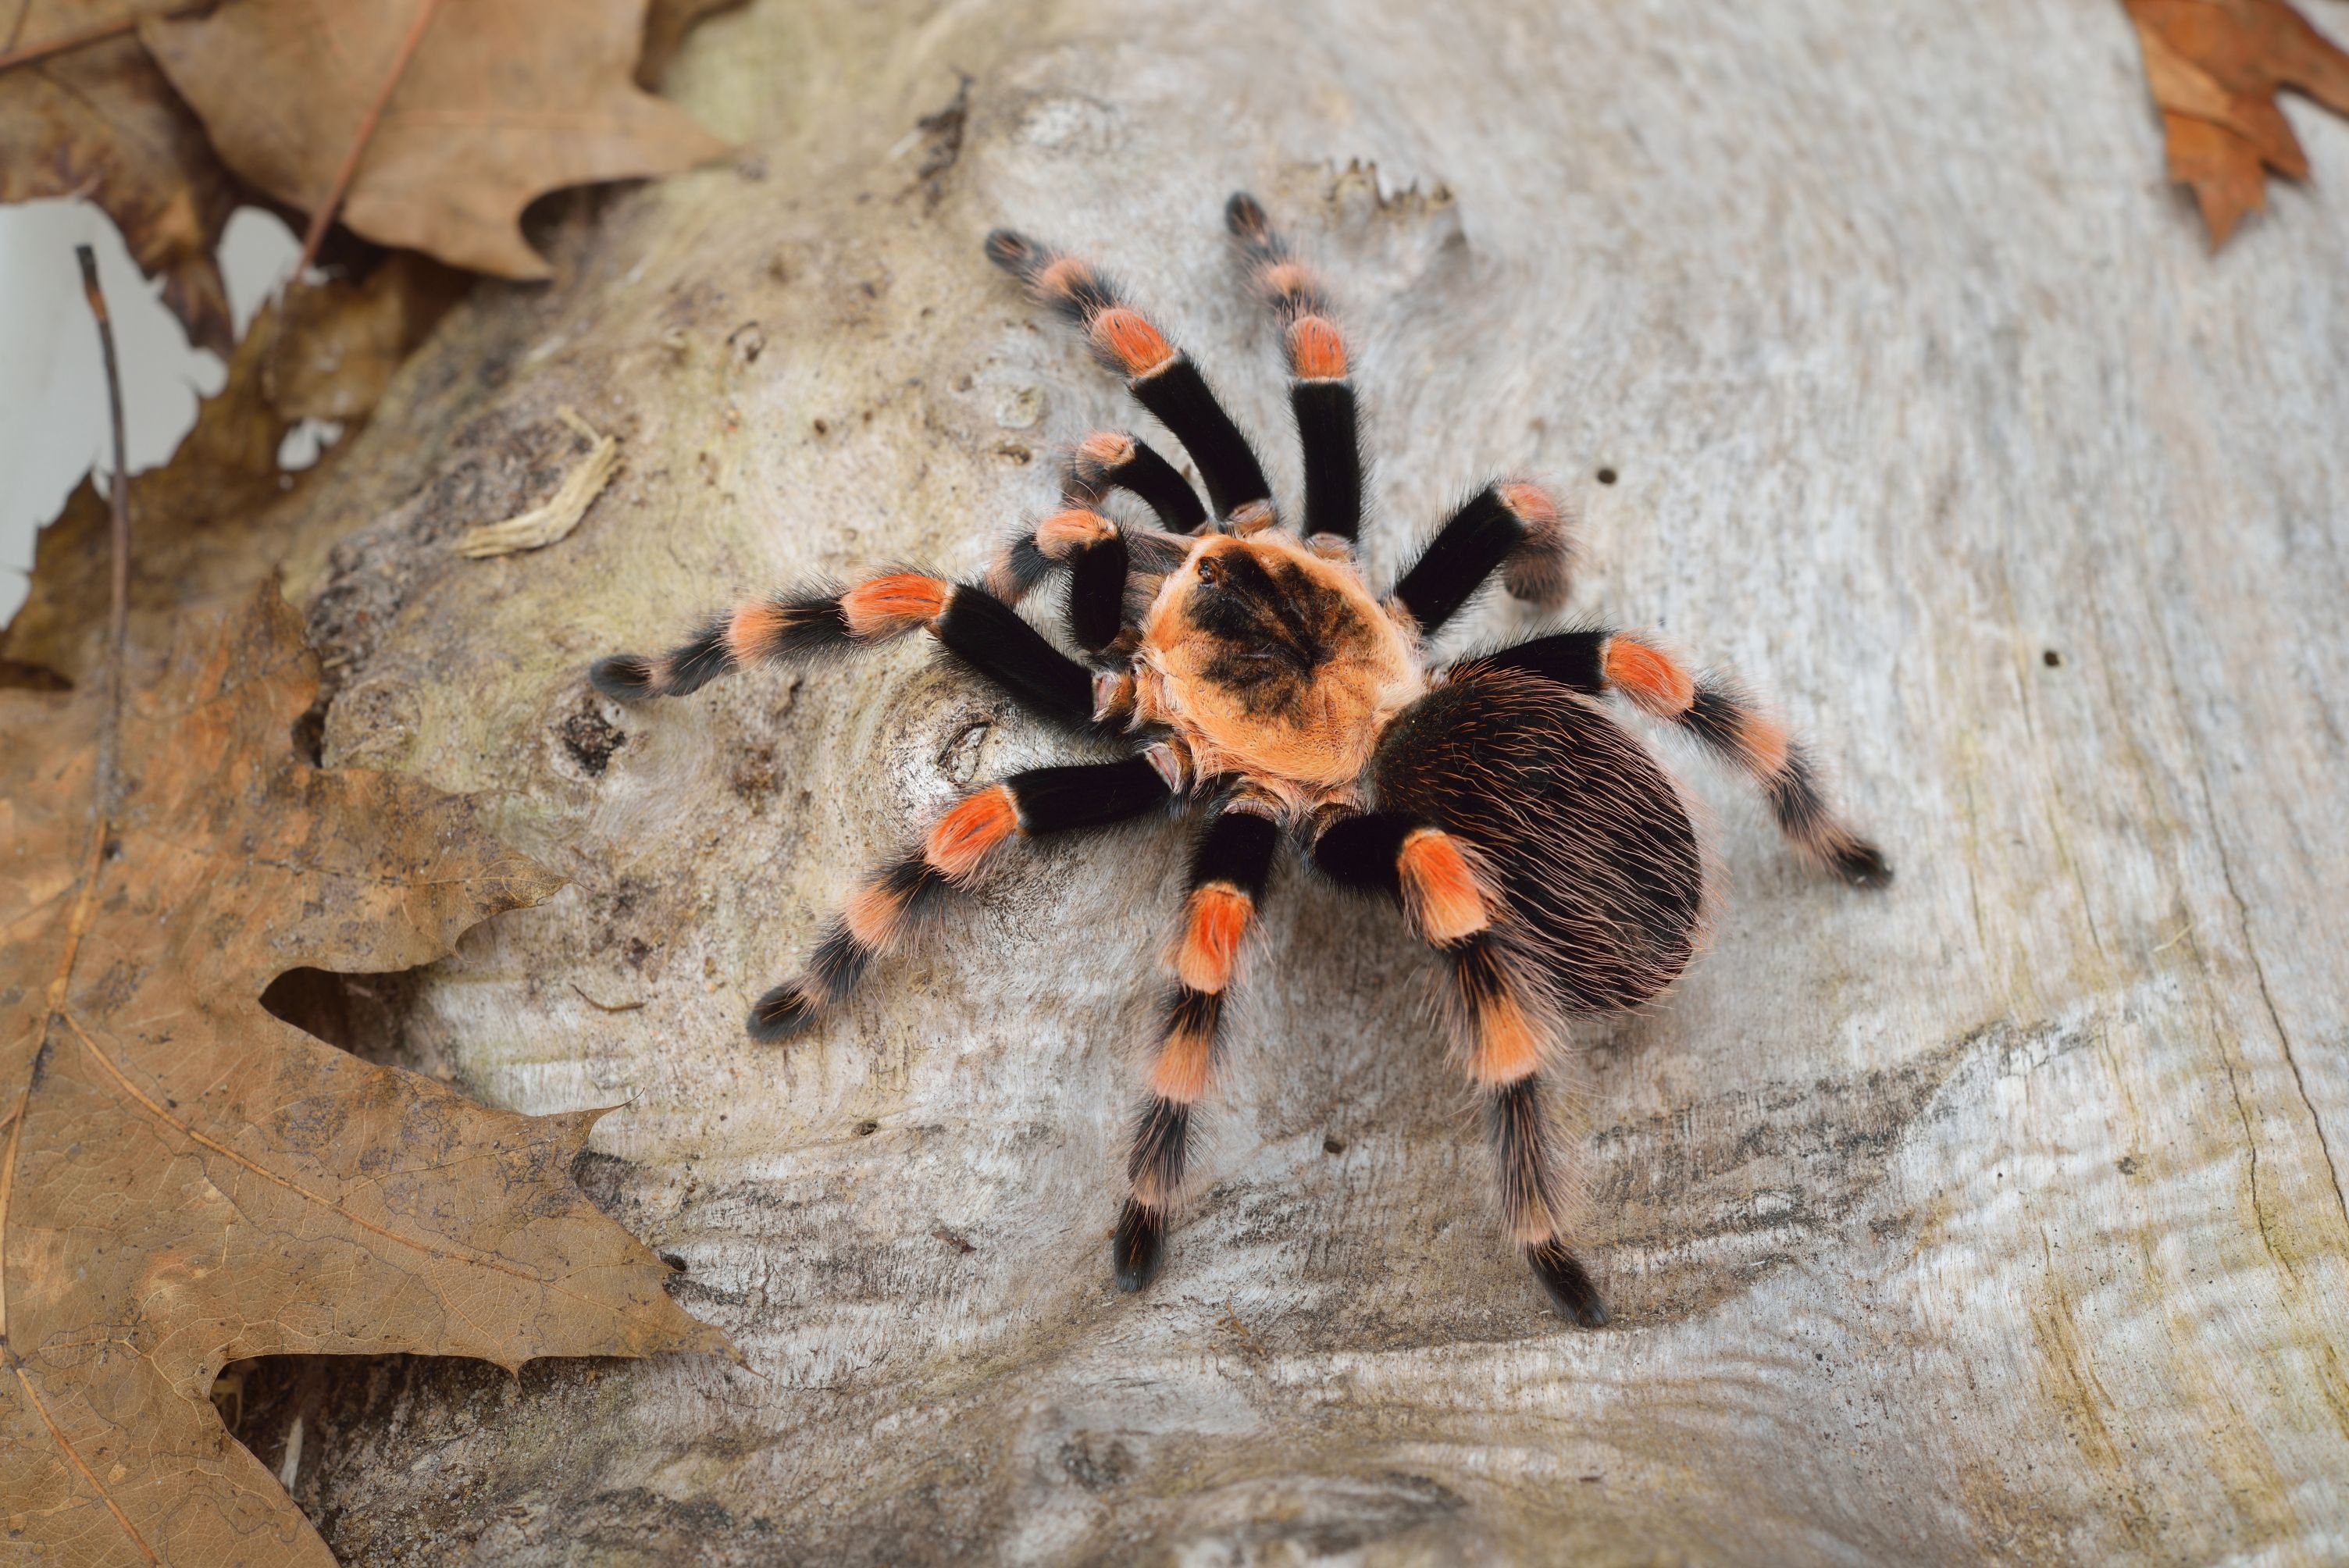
[2122, 0, 2349, 244]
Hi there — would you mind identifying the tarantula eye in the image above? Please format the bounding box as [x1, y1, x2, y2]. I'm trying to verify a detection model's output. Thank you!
[1196, 554, 1224, 586]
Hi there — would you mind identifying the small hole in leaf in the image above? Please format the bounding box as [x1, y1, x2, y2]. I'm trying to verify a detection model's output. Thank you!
[261, 966, 423, 1067]
[1595, 467, 1618, 486]
[290, 697, 326, 767]
[1322, 1135, 1346, 1155]
[0, 657, 72, 692]
[2042, 649, 2062, 668]
[854, 1119, 879, 1137]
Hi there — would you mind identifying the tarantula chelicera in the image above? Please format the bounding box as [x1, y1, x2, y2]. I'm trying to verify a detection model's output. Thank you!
[591, 193, 1888, 1324]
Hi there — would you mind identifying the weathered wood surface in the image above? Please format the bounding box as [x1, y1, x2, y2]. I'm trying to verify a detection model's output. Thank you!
[178, 0, 2349, 1559]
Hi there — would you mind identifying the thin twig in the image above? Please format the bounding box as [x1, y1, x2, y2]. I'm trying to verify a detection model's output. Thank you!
[77, 245, 131, 807]
[2, 251, 182, 1568]
[0, 5, 204, 75]
[1216, 1298, 1269, 1360]
[569, 982, 645, 1014]
[292, 0, 447, 279]
[12, 249, 136, 1360]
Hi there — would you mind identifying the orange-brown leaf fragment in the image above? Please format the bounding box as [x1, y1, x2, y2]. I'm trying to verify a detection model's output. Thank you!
[141, 0, 731, 280]
[0, 584, 729, 1566]
[2121, 0, 2349, 245]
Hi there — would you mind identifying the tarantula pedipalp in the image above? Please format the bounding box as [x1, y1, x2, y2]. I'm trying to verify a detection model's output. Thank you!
[590, 192, 1890, 1325]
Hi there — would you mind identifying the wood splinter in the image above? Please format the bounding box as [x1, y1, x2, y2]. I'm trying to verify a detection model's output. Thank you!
[454, 407, 620, 559]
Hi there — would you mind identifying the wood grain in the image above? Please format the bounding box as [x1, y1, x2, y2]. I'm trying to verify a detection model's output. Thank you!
[241, 0, 2349, 1558]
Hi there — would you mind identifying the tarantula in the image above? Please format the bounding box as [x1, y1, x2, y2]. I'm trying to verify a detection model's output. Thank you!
[590, 193, 1888, 1324]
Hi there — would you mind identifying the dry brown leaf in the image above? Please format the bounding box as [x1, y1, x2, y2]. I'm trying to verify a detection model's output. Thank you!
[141, 0, 730, 280]
[264, 252, 471, 423]
[2123, 0, 2349, 244]
[0, 1, 238, 355]
[0, 257, 471, 691]
[0, 296, 307, 691]
[637, 0, 749, 87]
[0, 583, 729, 1565]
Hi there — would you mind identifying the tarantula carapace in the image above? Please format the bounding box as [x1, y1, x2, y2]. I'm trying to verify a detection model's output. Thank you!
[591, 193, 1889, 1324]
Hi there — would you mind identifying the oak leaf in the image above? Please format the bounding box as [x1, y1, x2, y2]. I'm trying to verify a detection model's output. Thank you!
[141, 0, 729, 280]
[0, 583, 728, 1566]
[0, 0, 238, 355]
[0, 257, 461, 692]
[262, 253, 472, 424]
[2123, 0, 2349, 244]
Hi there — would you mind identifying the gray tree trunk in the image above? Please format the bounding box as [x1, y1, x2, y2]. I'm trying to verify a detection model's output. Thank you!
[211, 0, 2349, 1559]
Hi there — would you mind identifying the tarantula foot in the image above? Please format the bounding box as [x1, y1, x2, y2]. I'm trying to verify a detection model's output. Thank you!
[1092, 669, 1136, 725]
[1527, 1239, 1609, 1327]
[1112, 1199, 1167, 1292]
[1830, 836, 1893, 889]
[1143, 739, 1193, 795]
[746, 983, 820, 1042]
[589, 654, 658, 701]
[1495, 481, 1577, 611]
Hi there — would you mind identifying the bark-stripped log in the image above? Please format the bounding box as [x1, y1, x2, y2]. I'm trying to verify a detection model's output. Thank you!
[141, 0, 2349, 1559]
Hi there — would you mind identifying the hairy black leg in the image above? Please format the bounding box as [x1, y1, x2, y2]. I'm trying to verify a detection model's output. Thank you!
[986, 228, 1273, 522]
[1496, 1078, 1609, 1326]
[1063, 530, 1130, 654]
[1453, 630, 1891, 887]
[931, 583, 1103, 724]
[1456, 629, 1609, 693]
[1225, 192, 1363, 543]
[1064, 525, 1195, 663]
[1114, 804, 1281, 1292]
[1051, 429, 1207, 654]
[1386, 481, 1577, 637]
[593, 575, 1110, 735]
[1064, 429, 1209, 533]
[1305, 807, 1413, 895]
[979, 429, 1211, 654]
[981, 503, 1130, 657]
[978, 511, 1156, 661]
[1307, 807, 1609, 1325]
[750, 757, 1175, 1042]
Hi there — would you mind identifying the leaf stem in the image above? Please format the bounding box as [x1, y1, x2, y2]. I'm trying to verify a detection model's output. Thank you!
[0, 251, 151, 1563]
[77, 245, 131, 763]
[294, 0, 447, 278]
